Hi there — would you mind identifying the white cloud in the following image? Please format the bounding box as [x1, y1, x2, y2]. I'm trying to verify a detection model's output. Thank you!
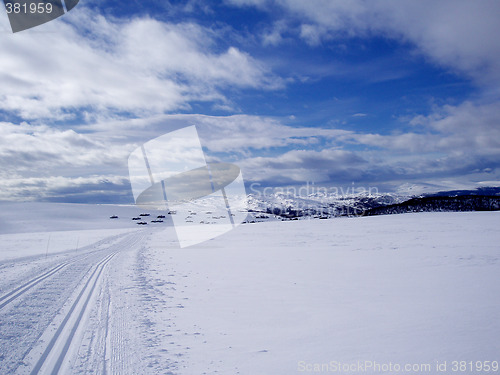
[321, 101, 500, 172]
[193, 115, 351, 153]
[0, 114, 351, 200]
[0, 121, 136, 201]
[188, 101, 500, 186]
[406, 101, 500, 153]
[1, 107, 499, 201]
[241, 148, 367, 183]
[0, 174, 129, 201]
[225, 0, 268, 7]
[262, 20, 289, 46]
[0, 122, 132, 173]
[233, 0, 500, 85]
[0, 9, 280, 120]
[77, 114, 353, 154]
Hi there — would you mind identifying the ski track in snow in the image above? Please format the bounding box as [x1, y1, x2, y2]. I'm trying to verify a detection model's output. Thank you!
[0, 230, 149, 375]
[0, 262, 70, 311]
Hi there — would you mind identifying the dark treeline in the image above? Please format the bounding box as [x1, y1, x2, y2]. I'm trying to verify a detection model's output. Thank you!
[362, 195, 500, 216]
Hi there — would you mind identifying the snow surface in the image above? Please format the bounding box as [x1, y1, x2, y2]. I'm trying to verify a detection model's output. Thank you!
[0, 202, 499, 374]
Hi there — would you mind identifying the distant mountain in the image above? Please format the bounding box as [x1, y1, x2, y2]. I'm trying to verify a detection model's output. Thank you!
[244, 186, 500, 222]
[245, 191, 408, 221]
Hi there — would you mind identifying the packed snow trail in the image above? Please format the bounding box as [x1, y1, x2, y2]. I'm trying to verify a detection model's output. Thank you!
[0, 230, 147, 375]
[0, 262, 69, 311]
[27, 253, 116, 375]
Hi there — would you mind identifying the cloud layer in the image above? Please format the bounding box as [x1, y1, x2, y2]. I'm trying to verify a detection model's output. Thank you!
[1, 2, 499, 201]
[2, 108, 498, 200]
[0, 9, 280, 120]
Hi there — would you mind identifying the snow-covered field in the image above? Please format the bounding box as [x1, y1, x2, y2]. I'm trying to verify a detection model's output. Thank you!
[0, 202, 499, 374]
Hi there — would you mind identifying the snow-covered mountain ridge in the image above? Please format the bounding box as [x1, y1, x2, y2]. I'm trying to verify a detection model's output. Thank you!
[244, 186, 500, 222]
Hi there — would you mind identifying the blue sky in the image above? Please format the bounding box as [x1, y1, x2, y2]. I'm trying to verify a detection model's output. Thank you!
[1, 0, 499, 202]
